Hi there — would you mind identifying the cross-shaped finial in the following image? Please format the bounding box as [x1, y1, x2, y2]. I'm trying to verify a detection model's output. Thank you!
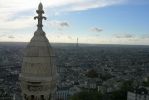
[34, 2, 47, 30]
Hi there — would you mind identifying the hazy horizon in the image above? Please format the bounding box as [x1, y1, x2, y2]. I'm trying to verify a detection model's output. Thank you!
[1, 41, 149, 46]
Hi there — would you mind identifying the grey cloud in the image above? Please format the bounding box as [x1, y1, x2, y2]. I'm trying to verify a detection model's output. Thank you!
[68, 36, 72, 39]
[115, 34, 134, 38]
[57, 35, 60, 38]
[49, 21, 70, 30]
[91, 27, 103, 33]
[141, 34, 149, 39]
[8, 35, 15, 39]
[95, 34, 100, 37]
[0, 34, 6, 38]
[128, 38, 140, 41]
[60, 22, 69, 27]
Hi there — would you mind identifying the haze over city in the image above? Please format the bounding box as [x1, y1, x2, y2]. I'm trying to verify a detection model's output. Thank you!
[0, 0, 149, 45]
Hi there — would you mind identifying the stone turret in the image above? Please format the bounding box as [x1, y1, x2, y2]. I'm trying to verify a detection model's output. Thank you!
[20, 3, 57, 100]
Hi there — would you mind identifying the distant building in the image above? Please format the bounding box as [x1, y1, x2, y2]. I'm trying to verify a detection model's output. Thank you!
[76, 38, 79, 48]
[0, 96, 13, 100]
[0, 90, 14, 100]
[127, 87, 149, 100]
[20, 3, 57, 100]
[54, 87, 69, 100]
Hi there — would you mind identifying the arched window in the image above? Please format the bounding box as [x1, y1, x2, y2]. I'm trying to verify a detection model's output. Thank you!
[24, 94, 27, 99]
[31, 95, 34, 100]
[41, 95, 45, 100]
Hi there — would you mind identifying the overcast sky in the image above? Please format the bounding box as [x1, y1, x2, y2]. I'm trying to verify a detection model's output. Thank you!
[0, 0, 149, 45]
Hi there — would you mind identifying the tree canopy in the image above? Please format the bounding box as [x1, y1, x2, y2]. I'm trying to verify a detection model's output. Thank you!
[70, 90, 102, 100]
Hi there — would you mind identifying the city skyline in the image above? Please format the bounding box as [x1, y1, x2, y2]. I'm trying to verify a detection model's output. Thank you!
[0, 0, 149, 45]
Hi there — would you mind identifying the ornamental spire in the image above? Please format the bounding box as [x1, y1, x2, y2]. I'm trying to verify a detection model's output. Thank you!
[34, 2, 47, 30]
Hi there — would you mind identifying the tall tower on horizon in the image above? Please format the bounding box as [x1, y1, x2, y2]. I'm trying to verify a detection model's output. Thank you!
[20, 3, 56, 100]
[76, 38, 79, 48]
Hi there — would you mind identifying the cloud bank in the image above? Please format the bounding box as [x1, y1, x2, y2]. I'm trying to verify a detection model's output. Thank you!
[115, 34, 134, 38]
[0, 0, 125, 29]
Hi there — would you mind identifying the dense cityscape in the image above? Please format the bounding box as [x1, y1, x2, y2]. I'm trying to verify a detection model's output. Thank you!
[0, 42, 149, 100]
[0, 0, 149, 100]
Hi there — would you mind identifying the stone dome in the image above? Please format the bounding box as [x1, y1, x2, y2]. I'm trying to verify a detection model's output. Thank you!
[20, 3, 56, 100]
[20, 29, 56, 82]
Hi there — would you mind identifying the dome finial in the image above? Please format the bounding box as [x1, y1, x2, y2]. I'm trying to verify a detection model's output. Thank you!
[38, 2, 43, 10]
[34, 2, 47, 30]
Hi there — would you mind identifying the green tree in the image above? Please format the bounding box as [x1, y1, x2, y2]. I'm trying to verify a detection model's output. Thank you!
[143, 81, 149, 87]
[70, 90, 102, 100]
[110, 80, 134, 100]
[100, 73, 113, 81]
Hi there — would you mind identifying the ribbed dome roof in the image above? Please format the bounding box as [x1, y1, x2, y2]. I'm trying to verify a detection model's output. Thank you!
[20, 3, 55, 82]
[20, 29, 55, 81]
[24, 30, 53, 57]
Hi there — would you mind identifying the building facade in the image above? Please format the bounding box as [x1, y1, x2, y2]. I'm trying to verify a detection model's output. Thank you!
[127, 87, 149, 100]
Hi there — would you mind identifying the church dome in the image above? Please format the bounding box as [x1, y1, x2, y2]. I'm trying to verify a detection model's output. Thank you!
[20, 3, 56, 100]
[20, 3, 56, 82]
[20, 30, 55, 82]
